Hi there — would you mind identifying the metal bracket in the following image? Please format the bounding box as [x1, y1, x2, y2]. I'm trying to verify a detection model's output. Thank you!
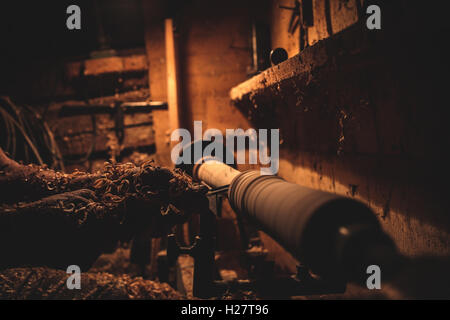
[114, 101, 125, 144]
[205, 184, 228, 218]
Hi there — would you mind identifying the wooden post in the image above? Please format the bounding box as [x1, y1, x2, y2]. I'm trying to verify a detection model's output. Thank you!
[143, 0, 172, 166]
[165, 18, 182, 136]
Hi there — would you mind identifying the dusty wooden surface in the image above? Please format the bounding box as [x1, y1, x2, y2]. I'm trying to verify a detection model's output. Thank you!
[229, 17, 450, 263]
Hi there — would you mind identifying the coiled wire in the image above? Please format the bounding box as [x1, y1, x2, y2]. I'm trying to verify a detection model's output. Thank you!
[0, 96, 64, 170]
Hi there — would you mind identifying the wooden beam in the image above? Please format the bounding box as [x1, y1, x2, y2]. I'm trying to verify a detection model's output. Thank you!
[66, 55, 148, 79]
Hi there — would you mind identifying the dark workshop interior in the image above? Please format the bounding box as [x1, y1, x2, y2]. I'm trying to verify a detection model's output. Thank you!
[0, 0, 449, 300]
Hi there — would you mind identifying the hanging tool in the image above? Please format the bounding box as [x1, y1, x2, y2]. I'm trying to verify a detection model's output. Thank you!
[279, 0, 301, 34]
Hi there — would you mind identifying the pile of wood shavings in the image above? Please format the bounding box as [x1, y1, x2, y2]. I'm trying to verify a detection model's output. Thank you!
[0, 267, 182, 300]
